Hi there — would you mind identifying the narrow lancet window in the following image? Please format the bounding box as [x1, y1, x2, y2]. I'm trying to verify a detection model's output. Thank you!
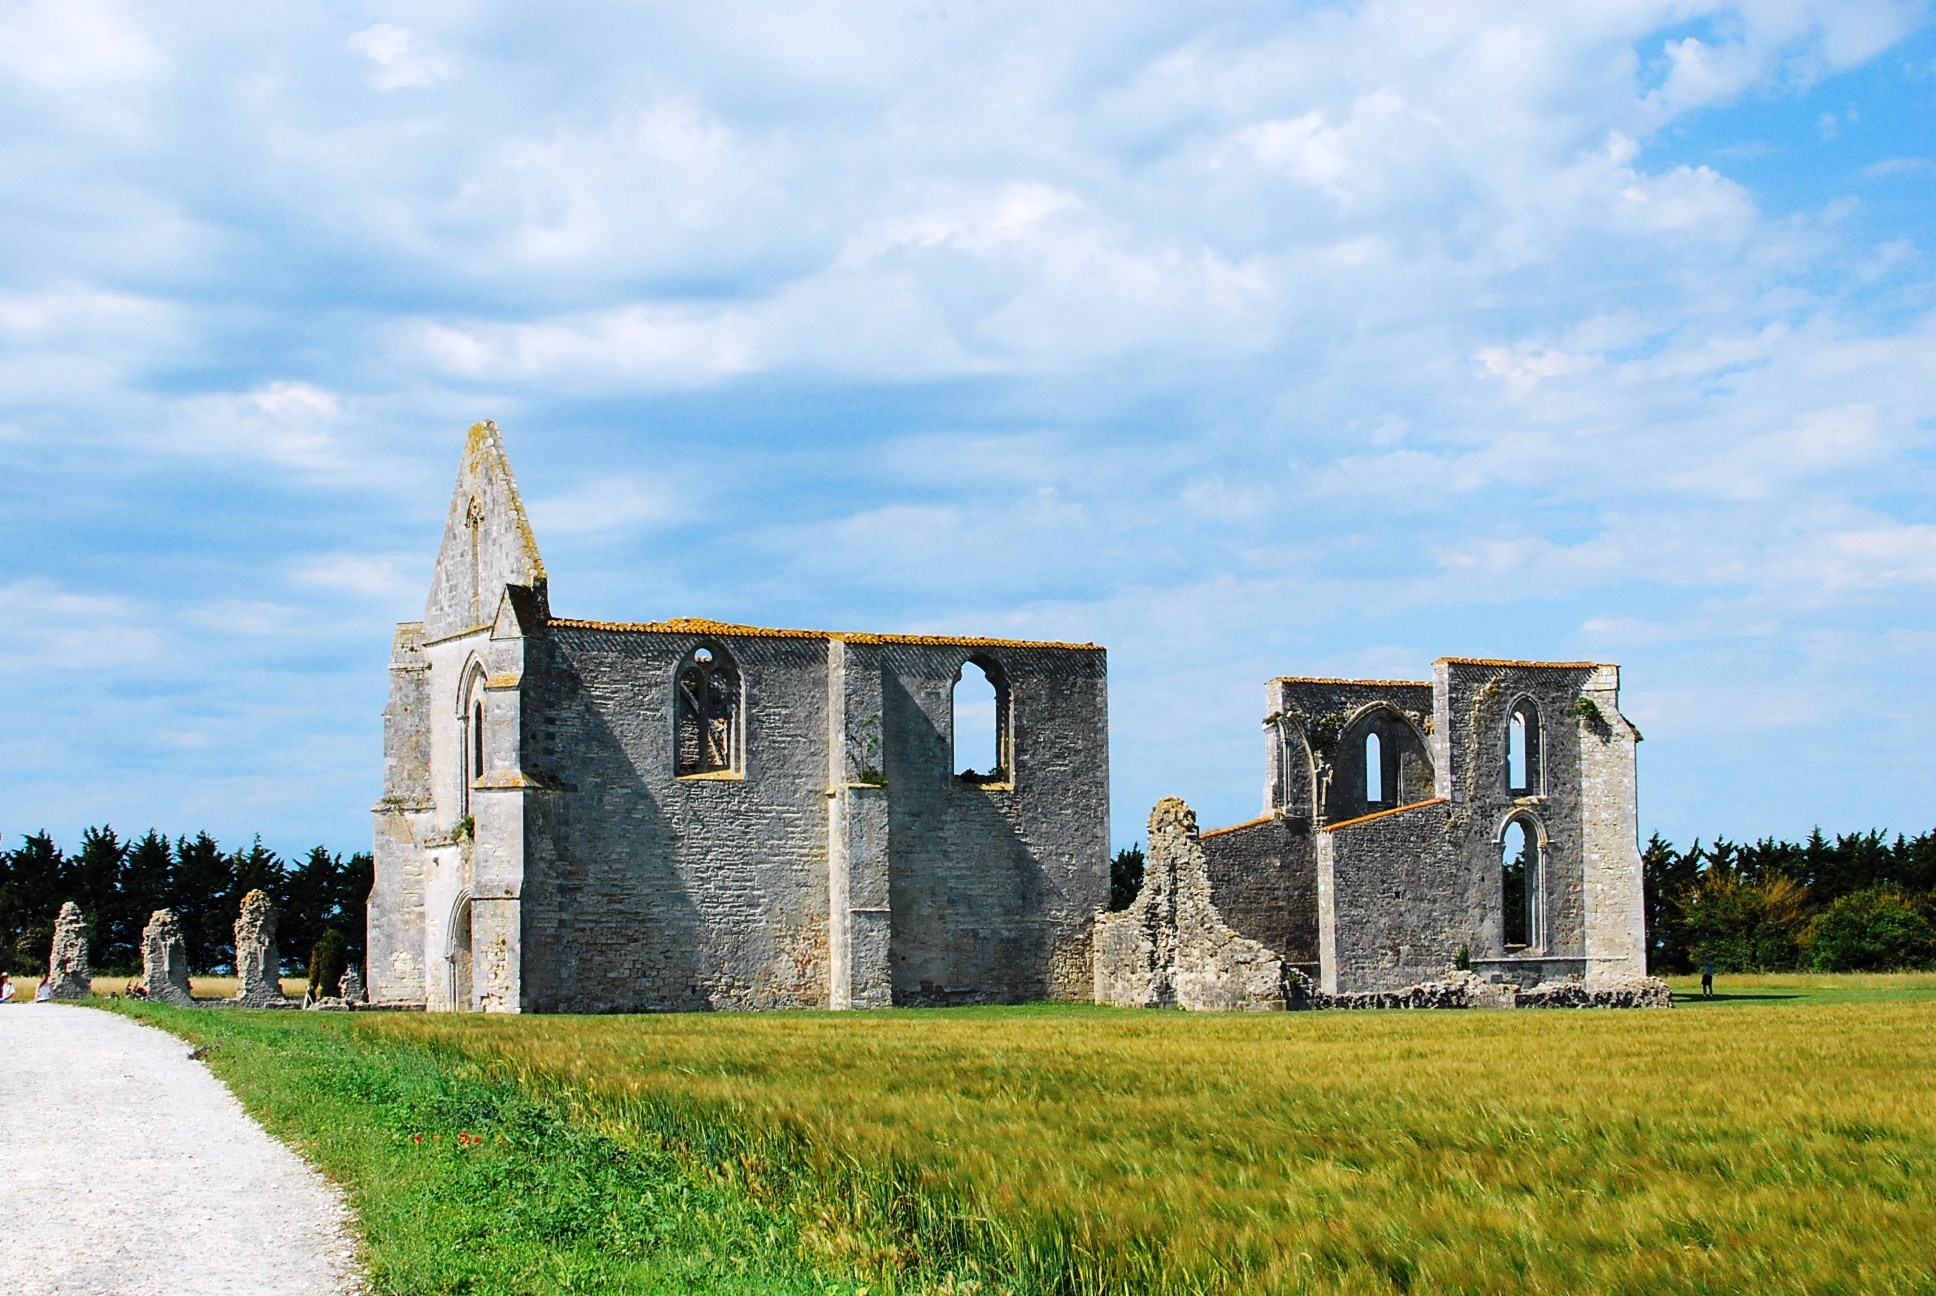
[676, 645, 741, 776]
[954, 658, 1007, 784]
[1507, 700, 1541, 794]
[460, 673, 484, 817]
[1365, 730, 1384, 805]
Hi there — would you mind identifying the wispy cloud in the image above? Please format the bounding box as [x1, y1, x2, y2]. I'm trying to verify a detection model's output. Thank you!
[1, 1, 1934, 850]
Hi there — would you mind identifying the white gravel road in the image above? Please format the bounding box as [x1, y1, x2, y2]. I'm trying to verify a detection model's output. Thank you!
[0, 1004, 362, 1296]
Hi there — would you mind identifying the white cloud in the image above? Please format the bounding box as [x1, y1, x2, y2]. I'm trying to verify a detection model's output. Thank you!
[165, 382, 345, 470]
[1864, 156, 1933, 176]
[528, 476, 679, 536]
[0, 581, 162, 670]
[347, 24, 452, 91]
[291, 554, 419, 605]
[3, 0, 1936, 848]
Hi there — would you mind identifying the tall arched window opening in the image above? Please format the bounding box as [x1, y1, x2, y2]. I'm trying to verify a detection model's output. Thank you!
[1506, 700, 1541, 794]
[676, 645, 742, 776]
[1364, 730, 1384, 804]
[1501, 818, 1540, 949]
[954, 658, 1008, 783]
[460, 671, 485, 817]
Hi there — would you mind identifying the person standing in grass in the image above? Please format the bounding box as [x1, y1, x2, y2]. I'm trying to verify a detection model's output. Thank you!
[1701, 960, 1715, 999]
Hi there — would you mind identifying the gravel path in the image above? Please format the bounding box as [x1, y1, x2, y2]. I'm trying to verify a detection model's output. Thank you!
[0, 1004, 362, 1296]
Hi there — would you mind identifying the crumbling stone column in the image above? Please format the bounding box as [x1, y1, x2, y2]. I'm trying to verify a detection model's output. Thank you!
[140, 909, 195, 1006]
[1094, 798, 1288, 1010]
[339, 964, 365, 1003]
[233, 890, 290, 1007]
[44, 901, 92, 999]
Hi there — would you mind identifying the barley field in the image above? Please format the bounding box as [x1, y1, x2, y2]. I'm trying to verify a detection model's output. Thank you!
[5, 974, 308, 1000]
[353, 974, 1936, 1295]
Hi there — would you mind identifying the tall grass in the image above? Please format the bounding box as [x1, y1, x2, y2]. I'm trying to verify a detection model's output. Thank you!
[369, 975, 1936, 1295]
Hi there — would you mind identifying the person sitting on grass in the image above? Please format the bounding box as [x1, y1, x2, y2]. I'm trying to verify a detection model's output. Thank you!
[33, 979, 51, 1002]
[0, 973, 14, 1004]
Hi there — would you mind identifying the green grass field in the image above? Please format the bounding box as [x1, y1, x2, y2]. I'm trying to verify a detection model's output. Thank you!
[119, 975, 1936, 1295]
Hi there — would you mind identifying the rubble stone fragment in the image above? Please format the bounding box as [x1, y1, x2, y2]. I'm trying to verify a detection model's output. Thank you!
[140, 909, 195, 1006]
[44, 901, 91, 1000]
[233, 890, 290, 1007]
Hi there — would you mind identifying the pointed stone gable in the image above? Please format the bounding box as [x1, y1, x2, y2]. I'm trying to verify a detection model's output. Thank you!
[424, 421, 548, 642]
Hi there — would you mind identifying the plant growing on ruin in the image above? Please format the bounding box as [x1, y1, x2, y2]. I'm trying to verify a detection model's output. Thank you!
[1306, 711, 1346, 756]
[846, 713, 886, 787]
[1573, 697, 1604, 724]
[455, 815, 475, 842]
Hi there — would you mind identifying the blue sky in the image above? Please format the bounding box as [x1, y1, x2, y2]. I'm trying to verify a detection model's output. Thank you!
[2, 1, 1933, 859]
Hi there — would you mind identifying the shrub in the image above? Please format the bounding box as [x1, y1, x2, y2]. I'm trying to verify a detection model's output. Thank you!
[1109, 845, 1146, 912]
[1681, 872, 1810, 972]
[1808, 888, 1936, 972]
[307, 928, 350, 1000]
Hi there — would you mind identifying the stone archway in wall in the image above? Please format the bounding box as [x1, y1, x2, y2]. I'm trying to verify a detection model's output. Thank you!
[447, 895, 474, 1012]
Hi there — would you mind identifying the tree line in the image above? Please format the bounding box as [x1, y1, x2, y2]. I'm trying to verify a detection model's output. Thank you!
[1645, 826, 1936, 974]
[0, 827, 371, 978]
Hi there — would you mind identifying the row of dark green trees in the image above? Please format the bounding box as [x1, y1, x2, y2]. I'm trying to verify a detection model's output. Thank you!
[0, 828, 370, 978]
[1645, 826, 1936, 973]
[5, 821, 1932, 980]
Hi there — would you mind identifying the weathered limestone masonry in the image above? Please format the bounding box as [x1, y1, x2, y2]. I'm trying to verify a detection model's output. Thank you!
[44, 901, 90, 999]
[1095, 798, 1287, 1010]
[140, 909, 195, 1006]
[232, 889, 290, 1007]
[1182, 658, 1654, 1000]
[370, 424, 1110, 1012]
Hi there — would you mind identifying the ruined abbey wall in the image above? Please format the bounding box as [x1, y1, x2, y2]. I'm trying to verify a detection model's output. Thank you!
[370, 424, 1110, 1013]
[1198, 657, 1647, 996]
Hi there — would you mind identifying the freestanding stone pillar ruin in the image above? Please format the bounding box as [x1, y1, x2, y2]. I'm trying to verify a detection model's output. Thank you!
[141, 909, 195, 1006]
[44, 901, 92, 1000]
[233, 890, 289, 1007]
[1094, 798, 1288, 1010]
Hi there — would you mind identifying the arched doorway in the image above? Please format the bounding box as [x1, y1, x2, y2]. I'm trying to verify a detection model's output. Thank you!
[448, 896, 474, 1012]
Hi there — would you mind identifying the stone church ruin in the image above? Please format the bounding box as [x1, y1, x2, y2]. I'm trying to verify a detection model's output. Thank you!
[368, 424, 1110, 1012]
[370, 425, 1652, 1012]
[1098, 661, 1654, 1004]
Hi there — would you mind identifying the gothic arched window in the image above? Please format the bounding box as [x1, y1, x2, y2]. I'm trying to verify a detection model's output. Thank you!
[1507, 698, 1542, 795]
[1501, 815, 1543, 950]
[460, 666, 485, 817]
[676, 645, 742, 776]
[954, 656, 1010, 785]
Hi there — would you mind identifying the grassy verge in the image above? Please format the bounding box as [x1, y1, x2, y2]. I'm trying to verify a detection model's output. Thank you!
[368, 975, 1936, 1296]
[109, 1001, 863, 1296]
